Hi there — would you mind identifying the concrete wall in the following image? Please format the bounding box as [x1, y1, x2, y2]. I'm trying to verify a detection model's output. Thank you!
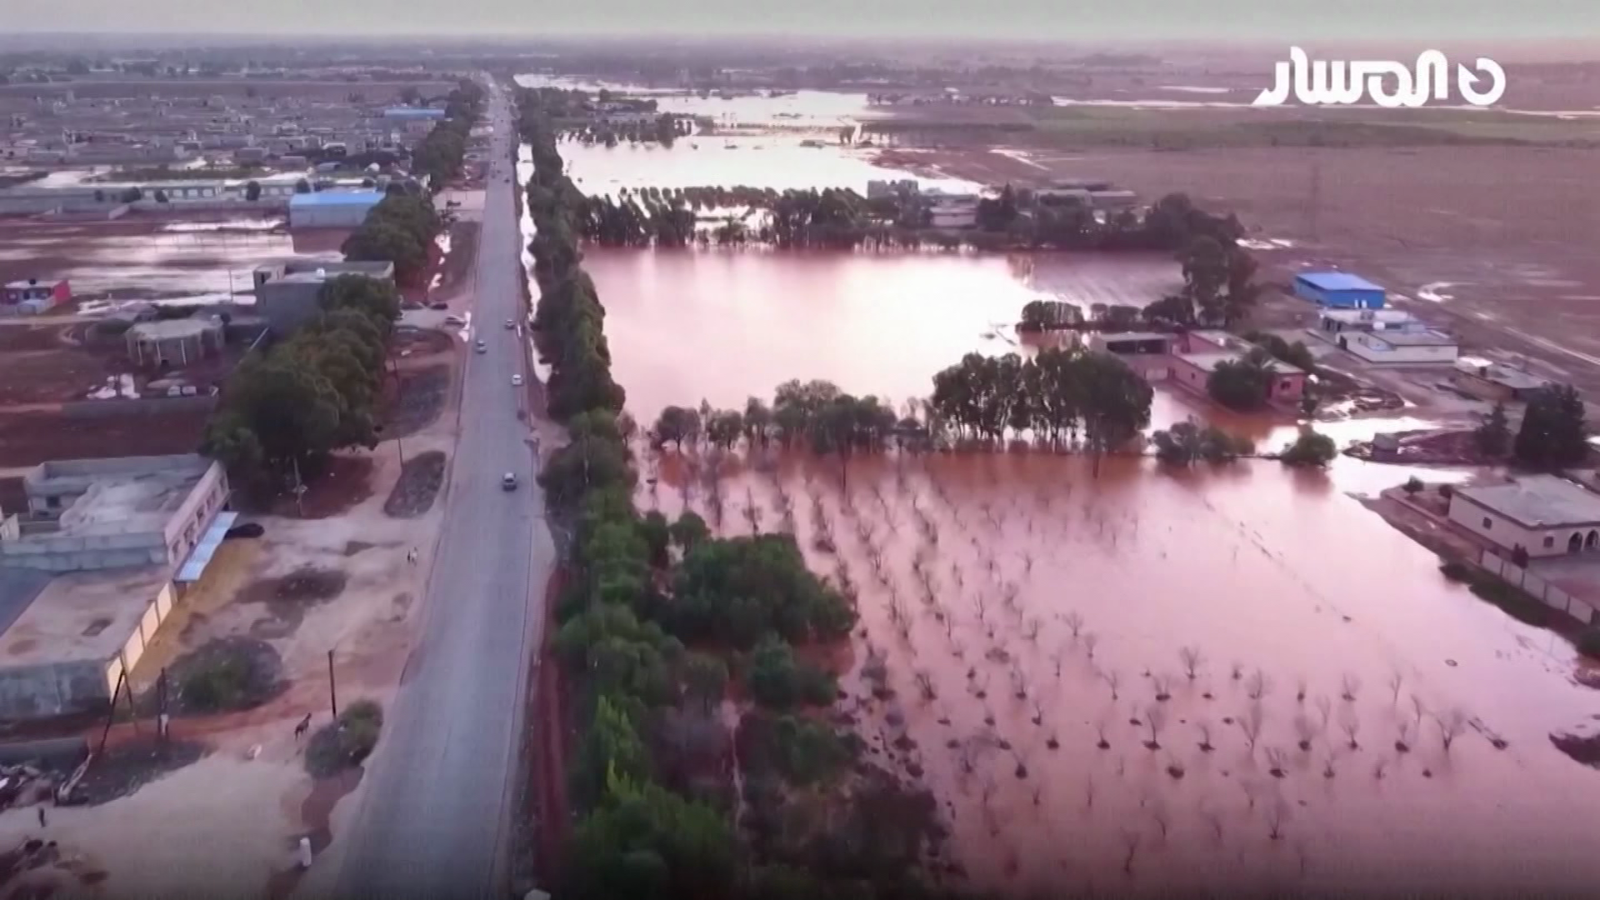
[1480, 550, 1599, 625]
[256, 281, 325, 333]
[58, 396, 218, 419]
[1447, 494, 1600, 558]
[0, 533, 167, 573]
[0, 659, 111, 719]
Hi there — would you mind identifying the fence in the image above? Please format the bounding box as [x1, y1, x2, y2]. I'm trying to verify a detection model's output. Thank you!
[1479, 549, 1599, 625]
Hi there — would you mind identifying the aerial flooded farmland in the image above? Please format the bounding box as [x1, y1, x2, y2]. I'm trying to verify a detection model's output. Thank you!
[517, 75, 1600, 896]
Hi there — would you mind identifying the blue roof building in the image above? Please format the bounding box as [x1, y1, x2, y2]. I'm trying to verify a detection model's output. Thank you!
[288, 190, 385, 229]
[1293, 272, 1386, 310]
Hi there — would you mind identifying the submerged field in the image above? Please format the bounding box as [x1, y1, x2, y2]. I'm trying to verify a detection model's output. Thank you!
[519, 77, 1600, 895]
[637, 442, 1600, 896]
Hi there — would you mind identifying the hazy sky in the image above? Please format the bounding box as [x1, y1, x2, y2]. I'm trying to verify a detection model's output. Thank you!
[7, 0, 1598, 41]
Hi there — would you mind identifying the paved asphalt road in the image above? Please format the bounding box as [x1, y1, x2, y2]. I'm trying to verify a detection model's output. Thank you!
[335, 81, 554, 900]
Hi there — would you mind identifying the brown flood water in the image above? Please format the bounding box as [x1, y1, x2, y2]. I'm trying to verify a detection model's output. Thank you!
[594, 249, 1600, 896]
[519, 94, 1600, 894]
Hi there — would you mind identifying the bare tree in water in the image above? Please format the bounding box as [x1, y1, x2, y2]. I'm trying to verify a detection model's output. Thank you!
[1238, 701, 1266, 753]
[1246, 668, 1270, 700]
[1100, 667, 1121, 700]
[1338, 705, 1361, 749]
[1064, 610, 1085, 638]
[1436, 708, 1467, 753]
[1083, 632, 1099, 660]
[1341, 673, 1361, 702]
[1179, 645, 1204, 680]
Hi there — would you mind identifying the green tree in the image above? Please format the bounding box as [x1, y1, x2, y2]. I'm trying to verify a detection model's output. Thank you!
[1280, 428, 1338, 468]
[1207, 348, 1276, 411]
[683, 652, 728, 712]
[318, 274, 400, 326]
[1514, 384, 1589, 469]
[564, 772, 737, 900]
[1076, 352, 1153, 475]
[294, 178, 311, 194]
[570, 695, 651, 809]
[668, 511, 710, 553]
[1151, 418, 1254, 465]
[747, 633, 834, 710]
[153, 189, 169, 203]
[1475, 401, 1512, 458]
[652, 406, 701, 449]
[244, 180, 262, 201]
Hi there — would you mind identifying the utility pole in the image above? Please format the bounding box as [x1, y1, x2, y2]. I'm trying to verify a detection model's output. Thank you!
[327, 649, 339, 719]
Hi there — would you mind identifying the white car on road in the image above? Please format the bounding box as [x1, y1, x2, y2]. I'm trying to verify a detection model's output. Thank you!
[511, 374, 523, 386]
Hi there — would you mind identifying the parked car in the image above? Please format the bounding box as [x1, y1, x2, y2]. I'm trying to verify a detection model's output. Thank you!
[444, 314, 466, 326]
[475, 339, 487, 354]
[429, 302, 449, 311]
[502, 473, 518, 491]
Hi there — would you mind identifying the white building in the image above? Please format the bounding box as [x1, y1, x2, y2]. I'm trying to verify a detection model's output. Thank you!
[1448, 475, 1600, 558]
[1335, 329, 1458, 365]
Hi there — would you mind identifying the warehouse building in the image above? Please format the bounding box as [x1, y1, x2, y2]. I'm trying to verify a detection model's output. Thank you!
[1293, 272, 1386, 310]
[288, 190, 384, 229]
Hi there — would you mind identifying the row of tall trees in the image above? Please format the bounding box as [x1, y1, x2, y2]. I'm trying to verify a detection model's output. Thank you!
[929, 349, 1152, 473]
[203, 276, 401, 491]
[517, 87, 958, 900]
[409, 79, 485, 188]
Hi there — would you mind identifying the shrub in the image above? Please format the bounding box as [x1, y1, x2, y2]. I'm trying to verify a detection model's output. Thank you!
[305, 699, 385, 777]
[180, 656, 253, 712]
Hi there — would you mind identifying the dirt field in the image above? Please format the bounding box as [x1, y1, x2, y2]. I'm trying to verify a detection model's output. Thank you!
[0, 410, 209, 468]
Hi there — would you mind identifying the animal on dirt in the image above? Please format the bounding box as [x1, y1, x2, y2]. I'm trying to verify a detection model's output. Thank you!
[294, 714, 313, 741]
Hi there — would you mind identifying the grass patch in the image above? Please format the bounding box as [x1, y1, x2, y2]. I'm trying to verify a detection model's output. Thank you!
[305, 699, 385, 778]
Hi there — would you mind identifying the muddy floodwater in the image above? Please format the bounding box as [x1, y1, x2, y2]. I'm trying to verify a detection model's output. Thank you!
[518, 81, 1600, 895]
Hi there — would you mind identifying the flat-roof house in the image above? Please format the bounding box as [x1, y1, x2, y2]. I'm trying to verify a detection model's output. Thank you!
[1317, 308, 1426, 334]
[252, 259, 396, 333]
[1451, 358, 1551, 404]
[0, 454, 235, 718]
[1089, 331, 1177, 356]
[1294, 272, 1386, 310]
[2, 278, 70, 315]
[1334, 329, 1459, 366]
[1170, 351, 1307, 403]
[1449, 475, 1600, 558]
